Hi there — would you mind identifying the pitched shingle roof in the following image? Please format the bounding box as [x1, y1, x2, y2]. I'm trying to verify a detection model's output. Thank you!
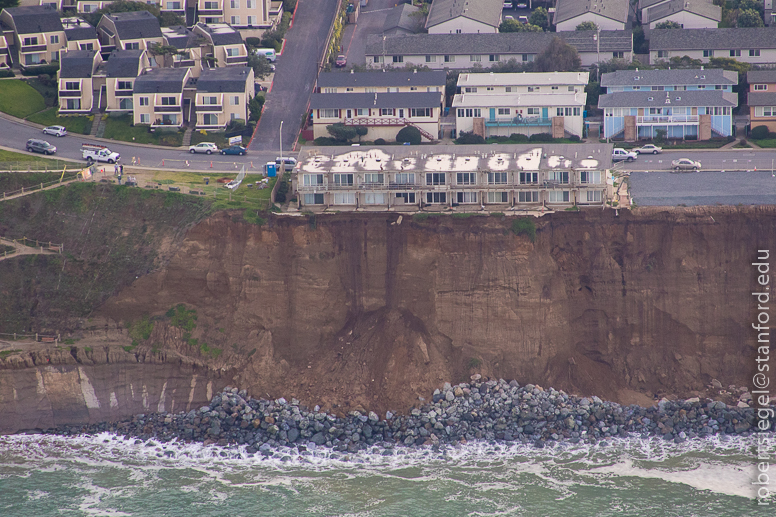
[650, 27, 776, 50]
[194, 23, 243, 46]
[196, 66, 251, 92]
[311, 91, 442, 109]
[104, 11, 162, 41]
[425, 0, 503, 30]
[747, 70, 776, 84]
[317, 70, 446, 88]
[3, 5, 63, 34]
[365, 30, 632, 56]
[383, 4, 421, 34]
[65, 25, 99, 42]
[134, 67, 189, 94]
[598, 90, 738, 107]
[601, 68, 737, 87]
[104, 49, 144, 78]
[747, 92, 776, 107]
[644, 0, 721, 24]
[554, 0, 630, 24]
[161, 26, 198, 49]
[59, 50, 97, 78]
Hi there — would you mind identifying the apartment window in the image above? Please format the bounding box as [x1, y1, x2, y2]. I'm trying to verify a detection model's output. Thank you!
[373, 56, 384, 63]
[427, 87, 440, 92]
[751, 49, 761, 57]
[586, 191, 602, 203]
[364, 193, 385, 204]
[204, 1, 219, 8]
[657, 51, 668, 58]
[365, 87, 376, 93]
[464, 87, 477, 93]
[444, 55, 454, 62]
[387, 87, 399, 92]
[320, 108, 340, 118]
[65, 98, 81, 110]
[395, 192, 416, 203]
[505, 87, 513, 92]
[410, 108, 430, 117]
[392, 55, 403, 63]
[551, 86, 558, 91]
[201, 113, 216, 125]
[457, 192, 477, 203]
[247, 0, 255, 7]
[548, 190, 570, 203]
[226, 47, 239, 56]
[230, 95, 240, 106]
[497, 108, 510, 115]
[564, 107, 573, 116]
[548, 171, 569, 184]
[247, 15, 257, 25]
[456, 29, 462, 34]
[489, 54, 499, 62]
[556, 108, 564, 117]
[488, 172, 507, 185]
[703, 50, 714, 57]
[460, 108, 481, 117]
[528, 86, 539, 92]
[117, 81, 132, 90]
[527, 107, 540, 115]
[364, 173, 384, 184]
[518, 191, 539, 203]
[168, 1, 182, 8]
[140, 113, 150, 123]
[119, 98, 133, 110]
[333, 173, 353, 186]
[139, 96, 149, 106]
[755, 84, 768, 91]
[50, 35, 59, 44]
[521, 54, 532, 62]
[470, 55, 481, 62]
[23, 37, 38, 46]
[730, 49, 741, 57]
[64, 81, 79, 90]
[394, 173, 415, 184]
[304, 193, 324, 204]
[80, 43, 94, 50]
[426, 172, 445, 185]
[651, 86, 664, 91]
[356, 108, 365, 115]
[487, 191, 508, 203]
[426, 192, 446, 204]
[632, 86, 641, 90]
[230, 0, 239, 7]
[333, 193, 355, 204]
[161, 96, 177, 105]
[125, 42, 140, 50]
[231, 16, 240, 24]
[519, 172, 538, 184]
[568, 86, 575, 91]
[323, 87, 337, 93]
[380, 108, 395, 116]
[574, 107, 581, 116]
[425, 55, 436, 63]
[456, 172, 475, 185]
[580, 171, 601, 184]
[303, 174, 324, 186]
[83, 5, 93, 12]
[613, 51, 623, 59]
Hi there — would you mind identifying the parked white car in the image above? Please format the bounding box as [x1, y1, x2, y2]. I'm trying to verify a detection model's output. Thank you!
[632, 144, 662, 154]
[189, 142, 218, 154]
[43, 125, 67, 137]
[672, 158, 701, 170]
[612, 148, 638, 162]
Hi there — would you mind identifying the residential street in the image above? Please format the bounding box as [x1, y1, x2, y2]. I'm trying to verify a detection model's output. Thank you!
[249, 0, 340, 152]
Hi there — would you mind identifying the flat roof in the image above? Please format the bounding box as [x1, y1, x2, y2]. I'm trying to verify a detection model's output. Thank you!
[452, 92, 586, 107]
[311, 91, 442, 109]
[457, 71, 589, 87]
[298, 144, 614, 173]
[317, 70, 446, 88]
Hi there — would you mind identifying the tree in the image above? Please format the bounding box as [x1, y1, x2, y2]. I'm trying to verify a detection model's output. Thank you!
[575, 21, 598, 31]
[147, 43, 184, 67]
[529, 6, 549, 29]
[489, 58, 532, 73]
[248, 95, 265, 122]
[739, 0, 764, 17]
[247, 53, 273, 80]
[655, 20, 682, 29]
[533, 37, 581, 72]
[654, 128, 667, 143]
[499, 19, 543, 32]
[738, 8, 764, 27]
[326, 123, 358, 142]
[354, 126, 368, 142]
[585, 81, 600, 111]
[80, 0, 182, 27]
[396, 126, 422, 145]
[632, 25, 649, 54]
[0, 0, 19, 10]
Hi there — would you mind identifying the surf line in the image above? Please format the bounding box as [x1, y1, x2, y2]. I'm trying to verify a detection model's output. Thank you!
[752, 249, 774, 505]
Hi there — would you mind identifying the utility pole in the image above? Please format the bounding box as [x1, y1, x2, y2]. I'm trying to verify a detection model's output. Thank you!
[279, 120, 284, 163]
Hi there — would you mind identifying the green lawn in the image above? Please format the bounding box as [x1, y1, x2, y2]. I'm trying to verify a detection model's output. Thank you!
[0, 149, 80, 171]
[103, 114, 183, 146]
[146, 169, 275, 210]
[751, 139, 776, 148]
[27, 107, 92, 135]
[0, 80, 47, 118]
[25, 78, 58, 108]
[190, 130, 248, 148]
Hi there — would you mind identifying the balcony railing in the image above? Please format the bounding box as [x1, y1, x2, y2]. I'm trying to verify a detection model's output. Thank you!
[174, 60, 195, 68]
[115, 90, 133, 97]
[484, 116, 552, 127]
[154, 105, 183, 112]
[198, 9, 223, 15]
[59, 90, 81, 97]
[197, 104, 222, 112]
[636, 115, 699, 124]
[225, 55, 248, 64]
[21, 44, 47, 53]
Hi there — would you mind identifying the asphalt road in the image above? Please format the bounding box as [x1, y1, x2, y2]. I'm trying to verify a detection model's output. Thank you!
[616, 149, 776, 173]
[341, 0, 398, 67]
[629, 170, 776, 206]
[249, 0, 339, 152]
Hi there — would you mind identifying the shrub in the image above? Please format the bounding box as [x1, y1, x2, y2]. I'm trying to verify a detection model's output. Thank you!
[740, 139, 747, 145]
[528, 133, 553, 142]
[508, 133, 529, 143]
[245, 37, 261, 47]
[511, 218, 536, 242]
[568, 135, 581, 142]
[313, 136, 339, 146]
[455, 131, 486, 145]
[726, 135, 735, 143]
[21, 64, 59, 76]
[768, 132, 776, 139]
[751, 125, 770, 140]
[275, 178, 289, 202]
[396, 125, 422, 145]
[374, 138, 387, 145]
[0, 69, 14, 78]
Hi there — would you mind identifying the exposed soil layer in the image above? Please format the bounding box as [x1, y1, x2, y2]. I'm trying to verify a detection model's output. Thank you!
[1, 203, 772, 432]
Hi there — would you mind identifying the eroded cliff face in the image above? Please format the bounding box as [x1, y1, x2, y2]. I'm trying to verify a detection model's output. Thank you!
[77, 207, 771, 417]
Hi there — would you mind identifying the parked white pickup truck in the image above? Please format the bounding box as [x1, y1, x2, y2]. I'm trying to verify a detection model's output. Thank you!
[82, 143, 120, 164]
[611, 148, 637, 162]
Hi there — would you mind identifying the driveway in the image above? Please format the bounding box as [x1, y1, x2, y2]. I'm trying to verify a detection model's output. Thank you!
[249, 0, 340, 152]
[341, 0, 401, 67]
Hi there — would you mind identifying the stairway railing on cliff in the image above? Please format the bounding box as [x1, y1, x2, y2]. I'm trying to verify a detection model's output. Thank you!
[1, 171, 82, 202]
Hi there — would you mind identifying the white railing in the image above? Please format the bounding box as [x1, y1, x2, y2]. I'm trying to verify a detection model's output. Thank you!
[636, 115, 699, 124]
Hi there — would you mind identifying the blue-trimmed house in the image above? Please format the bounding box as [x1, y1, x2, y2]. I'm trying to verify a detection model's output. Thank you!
[599, 68, 738, 140]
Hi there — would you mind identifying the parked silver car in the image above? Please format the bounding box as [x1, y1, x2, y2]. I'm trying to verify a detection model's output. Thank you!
[43, 125, 67, 137]
[671, 158, 701, 170]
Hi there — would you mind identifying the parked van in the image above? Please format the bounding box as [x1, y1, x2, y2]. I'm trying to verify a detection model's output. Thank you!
[252, 48, 276, 62]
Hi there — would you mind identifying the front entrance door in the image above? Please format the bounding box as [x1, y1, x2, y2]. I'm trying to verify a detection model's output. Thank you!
[489, 108, 495, 120]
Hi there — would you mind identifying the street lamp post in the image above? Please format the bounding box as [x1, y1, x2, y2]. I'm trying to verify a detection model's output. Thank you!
[279, 120, 283, 164]
[594, 28, 600, 83]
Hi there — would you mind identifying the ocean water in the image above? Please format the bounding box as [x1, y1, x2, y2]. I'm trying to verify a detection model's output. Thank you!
[0, 433, 772, 516]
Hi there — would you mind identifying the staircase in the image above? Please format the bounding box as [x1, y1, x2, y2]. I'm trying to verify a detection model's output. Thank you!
[181, 126, 193, 147]
[89, 114, 103, 137]
[406, 122, 436, 142]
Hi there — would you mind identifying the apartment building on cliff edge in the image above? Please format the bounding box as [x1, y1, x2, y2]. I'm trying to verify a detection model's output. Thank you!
[292, 144, 615, 211]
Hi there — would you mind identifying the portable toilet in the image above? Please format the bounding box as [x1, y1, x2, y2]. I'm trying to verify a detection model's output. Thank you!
[265, 162, 277, 177]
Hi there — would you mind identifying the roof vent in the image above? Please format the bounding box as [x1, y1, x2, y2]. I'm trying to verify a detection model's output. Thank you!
[676, 96, 681, 101]
[700, 75, 705, 79]
[648, 96, 653, 101]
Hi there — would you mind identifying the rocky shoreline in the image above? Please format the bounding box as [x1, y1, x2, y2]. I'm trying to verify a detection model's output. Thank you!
[42, 379, 775, 454]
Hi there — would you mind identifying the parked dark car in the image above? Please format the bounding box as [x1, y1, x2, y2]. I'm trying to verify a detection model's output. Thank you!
[335, 54, 347, 67]
[26, 139, 57, 155]
[220, 145, 247, 156]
